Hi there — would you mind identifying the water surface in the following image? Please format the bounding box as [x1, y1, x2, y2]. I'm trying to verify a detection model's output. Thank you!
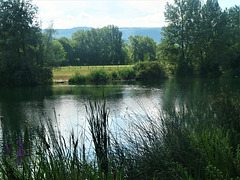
[0, 78, 239, 151]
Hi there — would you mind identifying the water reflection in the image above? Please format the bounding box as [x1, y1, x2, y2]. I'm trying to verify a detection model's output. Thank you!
[0, 78, 240, 155]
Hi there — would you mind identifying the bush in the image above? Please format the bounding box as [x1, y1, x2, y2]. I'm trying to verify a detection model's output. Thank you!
[0, 66, 52, 86]
[108, 70, 120, 80]
[69, 69, 110, 84]
[69, 72, 87, 84]
[118, 68, 135, 80]
[108, 68, 135, 81]
[133, 61, 166, 80]
[68, 63, 167, 84]
[88, 69, 109, 83]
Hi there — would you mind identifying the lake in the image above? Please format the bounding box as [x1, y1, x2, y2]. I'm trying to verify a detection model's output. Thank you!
[0, 78, 240, 152]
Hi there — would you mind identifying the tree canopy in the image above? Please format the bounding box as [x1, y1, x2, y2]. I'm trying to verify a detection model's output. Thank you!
[161, 0, 240, 77]
[128, 35, 156, 63]
[71, 25, 125, 66]
[0, 0, 52, 86]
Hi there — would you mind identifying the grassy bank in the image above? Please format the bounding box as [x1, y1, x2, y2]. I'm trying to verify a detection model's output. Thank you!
[1, 93, 240, 179]
[53, 65, 133, 82]
[68, 61, 167, 84]
[68, 68, 136, 84]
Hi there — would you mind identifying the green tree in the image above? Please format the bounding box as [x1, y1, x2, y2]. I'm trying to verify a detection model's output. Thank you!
[49, 40, 66, 67]
[0, 0, 52, 86]
[72, 25, 124, 66]
[198, 0, 226, 75]
[156, 41, 178, 75]
[162, 0, 231, 76]
[57, 37, 77, 66]
[99, 25, 124, 65]
[222, 6, 240, 76]
[128, 35, 156, 63]
[122, 39, 131, 64]
[72, 29, 89, 65]
[42, 23, 66, 67]
[86, 28, 101, 66]
[162, 0, 202, 75]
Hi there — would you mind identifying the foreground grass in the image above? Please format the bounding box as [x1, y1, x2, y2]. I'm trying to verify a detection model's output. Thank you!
[1, 93, 240, 179]
[53, 65, 133, 82]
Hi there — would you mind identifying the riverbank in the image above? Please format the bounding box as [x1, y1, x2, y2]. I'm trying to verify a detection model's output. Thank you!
[67, 61, 167, 84]
[53, 65, 133, 82]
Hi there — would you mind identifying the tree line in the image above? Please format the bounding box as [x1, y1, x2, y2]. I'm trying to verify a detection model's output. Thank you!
[52, 28, 157, 66]
[0, 0, 240, 86]
[160, 0, 240, 76]
[54, 0, 240, 77]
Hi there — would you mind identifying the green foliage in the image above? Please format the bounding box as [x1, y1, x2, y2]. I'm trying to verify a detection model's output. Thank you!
[69, 67, 136, 84]
[50, 40, 66, 66]
[30, 66, 53, 85]
[69, 69, 110, 84]
[235, 145, 240, 175]
[68, 63, 168, 84]
[211, 93, 240, 134]
[57, 37, 77, 66]
[191, 129, 235, 178]
[69, 72, 87, 84]
[121, 93, 240, 179]
[42, 23, 66, 67]
[56, 28, 159, 67]
[85, 101, 110, 175]
[128, 35, 156, 63]
[205, 163, 225, 180]
[0, 0, 52, 86]
[133, 61, 166, 80]
[161, 0, 240, 77]
[88, 69, 109, 83]
[117, 68, 135, 80]
[162, 0, 201, 76]
[108, 70, 120, 80]
[71, 25, 125, 66]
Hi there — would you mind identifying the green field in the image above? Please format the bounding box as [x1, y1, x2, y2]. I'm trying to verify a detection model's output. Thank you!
[53, 65, 133, 82]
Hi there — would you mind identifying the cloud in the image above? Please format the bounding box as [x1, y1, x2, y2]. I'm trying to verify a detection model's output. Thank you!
[124, 0, 172, 13]
[33, 0, 174, 29]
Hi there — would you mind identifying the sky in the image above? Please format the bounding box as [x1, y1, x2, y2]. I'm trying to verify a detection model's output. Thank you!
[32, 0, 240, 29]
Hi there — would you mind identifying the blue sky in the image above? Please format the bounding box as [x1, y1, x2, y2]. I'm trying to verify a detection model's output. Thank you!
[33, 0, 240, 29]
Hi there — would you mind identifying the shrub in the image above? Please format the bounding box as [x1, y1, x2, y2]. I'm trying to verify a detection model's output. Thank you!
[88, 69, 109, 83]
[108, 70, 120, 80]
[69, 72, 87, 84]
[69, 69, 110, 84]
[133, 61, 166, 80]
[108, 68, 135, 81]
[191, 129, 235, 179]
[118, 68, 135, 80]
[0, 66, 52, 86]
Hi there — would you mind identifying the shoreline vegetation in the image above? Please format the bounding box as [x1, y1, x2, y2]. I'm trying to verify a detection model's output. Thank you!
[1, 94, 240, 179]
[53, 65, 133, 83]
[67, 61, 167, 84]
[1, 0, 240, 87]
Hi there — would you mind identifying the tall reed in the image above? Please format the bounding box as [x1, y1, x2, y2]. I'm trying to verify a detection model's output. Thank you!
[1, 93, 240, 179]
[85, 100, 110, 175]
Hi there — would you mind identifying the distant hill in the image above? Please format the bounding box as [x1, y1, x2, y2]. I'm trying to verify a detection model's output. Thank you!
[54, 27, 163, 43]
